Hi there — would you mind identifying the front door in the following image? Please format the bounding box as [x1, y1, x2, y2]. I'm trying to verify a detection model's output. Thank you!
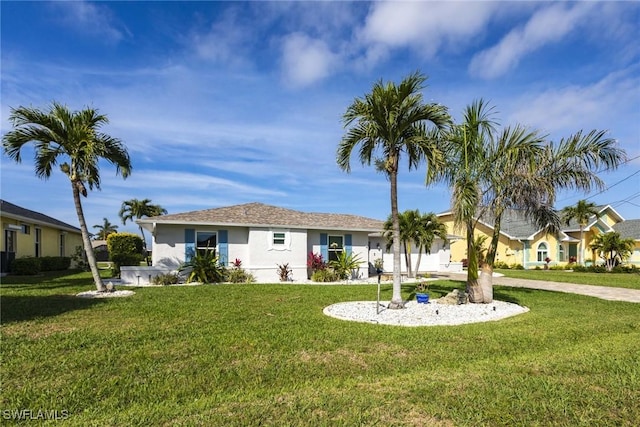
[1, 229, 17, 273]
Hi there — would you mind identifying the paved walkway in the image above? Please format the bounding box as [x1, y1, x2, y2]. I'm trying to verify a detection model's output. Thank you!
[435, 272, 640, 303]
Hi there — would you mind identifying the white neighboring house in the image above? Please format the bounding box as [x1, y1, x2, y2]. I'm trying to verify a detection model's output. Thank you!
[132, 202, 385, 284]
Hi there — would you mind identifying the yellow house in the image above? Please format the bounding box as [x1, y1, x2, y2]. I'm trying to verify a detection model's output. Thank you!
[1, 199, 83, 273]
[438, 205, 640, 269]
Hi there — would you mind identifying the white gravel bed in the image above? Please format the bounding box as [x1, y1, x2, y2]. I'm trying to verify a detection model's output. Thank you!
[323, 299, 529, 326]
[76, 290, 135, 298]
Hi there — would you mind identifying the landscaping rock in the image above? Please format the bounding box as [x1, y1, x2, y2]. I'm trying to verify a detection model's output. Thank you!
[438, 289, 469, 305]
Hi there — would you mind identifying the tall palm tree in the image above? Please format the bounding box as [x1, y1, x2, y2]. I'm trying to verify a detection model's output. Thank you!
[589, 231, 634, 271]
[426, 99, 500, 302]
[428, 100, 626, 303]
[119, 198, 167, 261]
[337, 72, 450, 308]
[3, 102, 131, 291]
[413, 212, 448, 278]
[93, 217, 119, 240]
[561, 200, 602, 265]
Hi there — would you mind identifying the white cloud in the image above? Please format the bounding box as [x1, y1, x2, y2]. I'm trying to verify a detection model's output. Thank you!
[506, 67, 640, 141]
[281, 33, 338, 87]
[51, 1, 127, 43]
[469, 2, 595, 79]
[358, 1, 499, 61]
[190, 8, 251, 67]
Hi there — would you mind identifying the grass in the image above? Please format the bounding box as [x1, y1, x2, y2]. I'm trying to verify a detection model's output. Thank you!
[496, 269, 640, 289]
[1, 271, 639, 426]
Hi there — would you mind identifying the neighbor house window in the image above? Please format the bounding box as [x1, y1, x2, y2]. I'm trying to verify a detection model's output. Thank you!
[35, 228, 41, 257]
[328, 235, 344, 262]
[21, 224, 30, 234]
[537, 242, 548, 262]
[558, 244, 565, 262]
[59, 234, 66, 256]
[196, 231, 217, 256]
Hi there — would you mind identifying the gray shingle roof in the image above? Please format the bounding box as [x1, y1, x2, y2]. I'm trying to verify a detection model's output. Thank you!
[138, 202, 384, 232]
[613, 219, 640, 240]
[0, 199, 81, 232]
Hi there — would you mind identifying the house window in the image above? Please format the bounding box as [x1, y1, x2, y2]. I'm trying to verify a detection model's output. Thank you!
[196, 231, 217, 256]
[60, 234, 66, 257]
[273, 232, 286, 245]
[537, 242, 548, 262]
[21, 224, 30, 234]
[328, 235, 344, 262]
[35, 228, 41, 257]
[558, 244, 565, 262]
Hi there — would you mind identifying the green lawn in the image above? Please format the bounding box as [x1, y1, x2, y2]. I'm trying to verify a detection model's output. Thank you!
[1, 271, 639, 426]
[496, 269, 640, 289]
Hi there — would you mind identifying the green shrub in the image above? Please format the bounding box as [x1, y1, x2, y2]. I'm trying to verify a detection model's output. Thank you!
[311, 268, 339, 282]
[510, 263, 524, 270]
[612, 264, 639, 274]
[107, 233, 144, 276]
[549, 265, 566, 271]
[10, 257, 41, 275]
[226, 268, 256, 283]
[40, 256, 71, 271]
[179, 250, 226, 283]
[150, 273, 180, 286]
[494, 261, 510, 269]
[328, 251, 362, 280]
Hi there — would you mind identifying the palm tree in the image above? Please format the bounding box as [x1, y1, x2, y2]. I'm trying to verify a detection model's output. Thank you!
[589, 232, 634, 271]
[413, 212, 448, 278]
[428, 100, 626, 303]
[426, 99, 500, 303]
[382, 209, 421, 278]
[93, 217, 119, 240]
[337, 71, 450, 308]
[561, 200, 602, 265]
[119, 198, 167, 263]
[2, 102, 131, 291]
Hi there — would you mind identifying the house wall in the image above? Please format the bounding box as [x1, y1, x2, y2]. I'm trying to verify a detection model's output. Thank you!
[245, 227, 307, 282]
[307, 230, 370, 279]
[1, 215, 82, 259]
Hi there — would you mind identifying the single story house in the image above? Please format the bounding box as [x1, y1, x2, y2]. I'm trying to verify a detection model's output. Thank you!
[0, 199, 83, 273]
[438, 204, 640, 268]
[134, 202, 458, 284]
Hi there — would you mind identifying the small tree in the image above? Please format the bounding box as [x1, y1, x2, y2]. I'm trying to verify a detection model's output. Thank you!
[589, 232, 634, 271]
[107, 233, 144, 277]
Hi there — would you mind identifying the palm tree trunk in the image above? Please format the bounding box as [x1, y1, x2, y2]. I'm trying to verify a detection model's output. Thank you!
[465, 221, 482, 303]
[389, 169, 404, 309]
[415, 245, 423, 278]
[404, 242, 413, 278]
[579, 227, 584, 265]
[71, 181, 104, 291]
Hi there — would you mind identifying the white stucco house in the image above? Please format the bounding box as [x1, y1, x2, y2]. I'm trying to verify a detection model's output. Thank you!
[127, 202, 458, 285]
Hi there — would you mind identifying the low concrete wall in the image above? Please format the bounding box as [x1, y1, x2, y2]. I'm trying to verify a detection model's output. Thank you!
[121, 266, 175, 285]
[439, 262, 464, 273]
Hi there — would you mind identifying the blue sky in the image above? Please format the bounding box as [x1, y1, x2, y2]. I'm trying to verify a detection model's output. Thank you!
[2, 1, 639, 237]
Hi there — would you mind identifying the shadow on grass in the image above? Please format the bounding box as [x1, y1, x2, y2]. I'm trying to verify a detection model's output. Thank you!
[1, 270, 115, 292]
[0, 294, 107, 323]
[402, 280, 526, 306]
